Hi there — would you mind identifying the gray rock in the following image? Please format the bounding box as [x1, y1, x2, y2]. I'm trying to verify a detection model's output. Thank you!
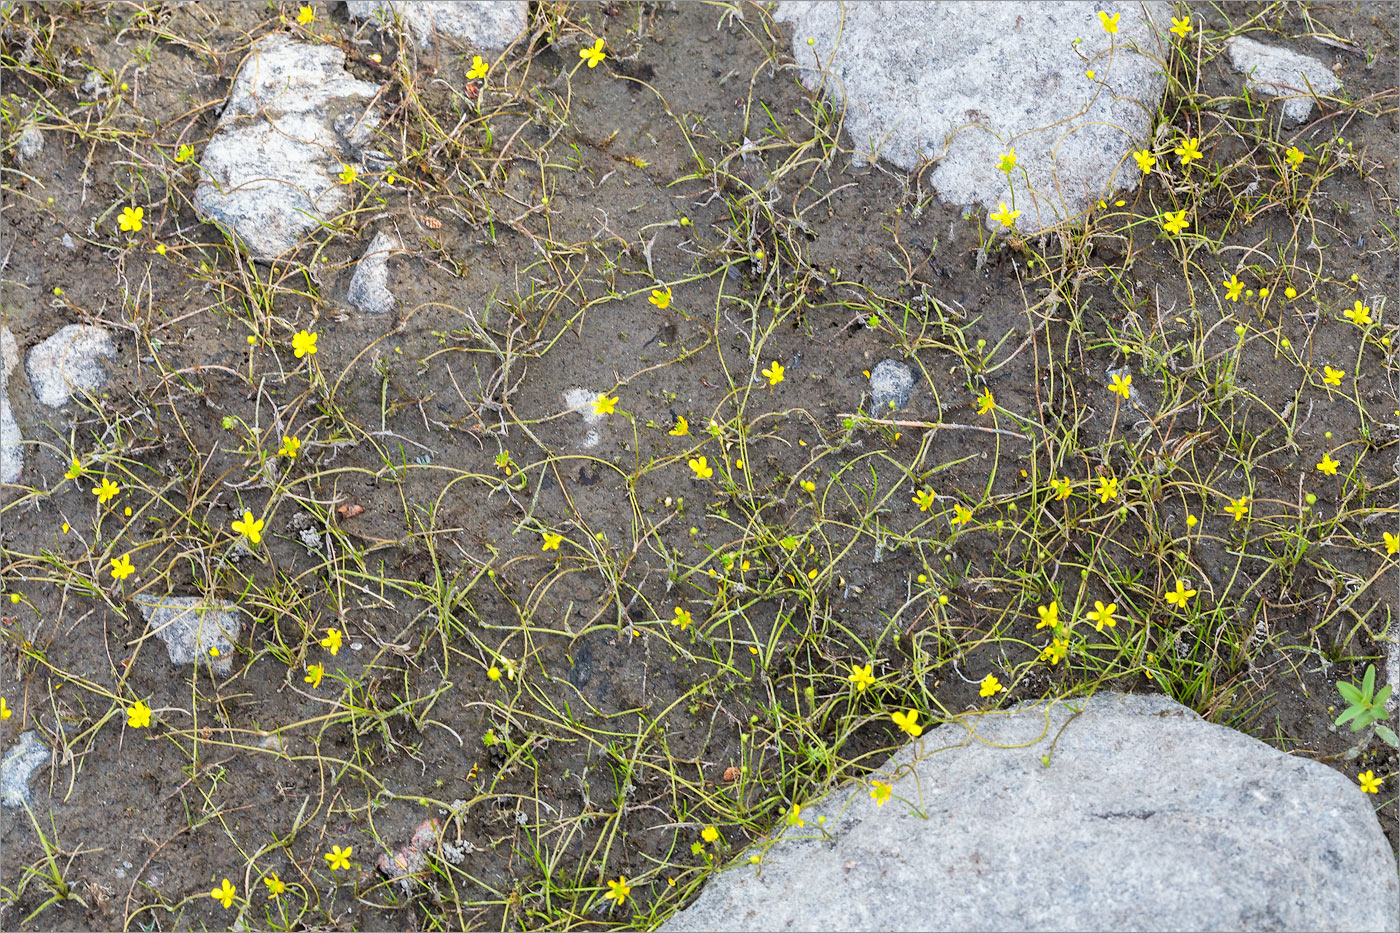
[2, 731, 49, 808]
[775, 1, 1171, 233]
[25, 324, 116, 408]
[1226, 36, 1341, 126]
[661, 693, 1399, 932]
[0, 395, 19, 484]
[347, 230, 401, 314]
[1, 326, 19, 484]
[347, 1, 527, 50]
[194, 36, 383, 261]
[15, 124, 43, 162]
[2, 326, 17, 379]
[132, 594, 244, 675]
[867, 359, 914, 413]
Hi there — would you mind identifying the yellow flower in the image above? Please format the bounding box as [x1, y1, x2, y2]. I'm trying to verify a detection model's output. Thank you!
[1040, 637, 1068, 665]
[210, 878, 237, 909]
[593, 393, 619, 415]
[669, 416, 689, 436]
[1224, 496, 1249, 521]
[689, 456, 713, 479]
[787, 804, 805, 827]
[762, 361, 785, 386]
[175, 143, 194, 163]
[800, 479, 816, 493]
[232, 510, 264, 545]
[979, 674, 1003, 697]
[1342, 300, 1372, 326]
[1385, 532, 1399, 556]
[1050, 476, 1072, 500]
[488, 664, 502, 681]
[118, 205, 143, 233]
[672, 606, 693, 629]
[580, 38, 607, 68]
[0, 697, 10, 720]
[1285, 146, 1305, 168]
[304, 662, 324, 688]
[1315, 453, 1340, 475]
[155, 243, 166, 255]
[264, 873, 287, 899]
[292, 330, 318, 358]
[1108, 372, 1131, 399]
[997, 148, 1016, 172]
[110, 553, 136, 581]
[1174, 137, 1203, 167]
[1098, 10, 1120, 33]
[603, 875, 630, 905]
[848, 663, 875, 692]
[126, 699, 152, 728]
[337, 163, 357, 185]
[324, 845, 352, 871]
[542, 532, 563, 551]
[976, 387, 995, 414]
[65, 458, 84, 480]
[951, 503, 973, 528]
[92, 477, 120, 504]
[990, 202, 1020, 228]
[1086, 600, 1118, 632]
[1132, 149, 1156, 173]
[278, 435, 301, 458]
[701, 825, 720, 843]
[1036, 602, 1060, 630]
[1160, 209, 1189, 235]
[1223, 274, 1244, 301]
[891, 708, 922, 737]
[1358, 770, 1383, 794]
[912, 487, 935, 512]
[1164, 579, 1197, 608]
[869, 780, 892, 806]
[649, 286, 672, 309]
[1095, 475, 1119, 502]
[296, 5, 315, 25]
[1169, 16, 1192, 38]
[467, 55, 489, 80]
[1322, 366, 1344, 387]
[320, 628, 343, 655]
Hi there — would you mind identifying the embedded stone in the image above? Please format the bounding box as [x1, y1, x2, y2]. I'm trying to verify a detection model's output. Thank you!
[194, 36, 383, 261]
[347, 1, 528, 50]
[776, 1, 1173, 233]
[661, 693, 1399, 932]
[347, 230, 401, 315]
[1226, 36, 1342, 125]
[2, 731, 49, 808]
[867, 359, 914, 413]
[132, 594, 244, 675]
[24, 324, 116, 408]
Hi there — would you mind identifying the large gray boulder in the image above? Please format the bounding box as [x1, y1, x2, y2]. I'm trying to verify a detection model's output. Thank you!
[776, 1, 1172, 233]
[661, 693, 1399, 932]
[194, 36, 383, 261]
[24, 323, 116, 408]
[1225, 36, 1341, 126]
[347, 1, 527, 50]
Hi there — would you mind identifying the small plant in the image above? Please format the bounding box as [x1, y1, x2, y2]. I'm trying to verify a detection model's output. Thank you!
[1335, 665, 1397, 747]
